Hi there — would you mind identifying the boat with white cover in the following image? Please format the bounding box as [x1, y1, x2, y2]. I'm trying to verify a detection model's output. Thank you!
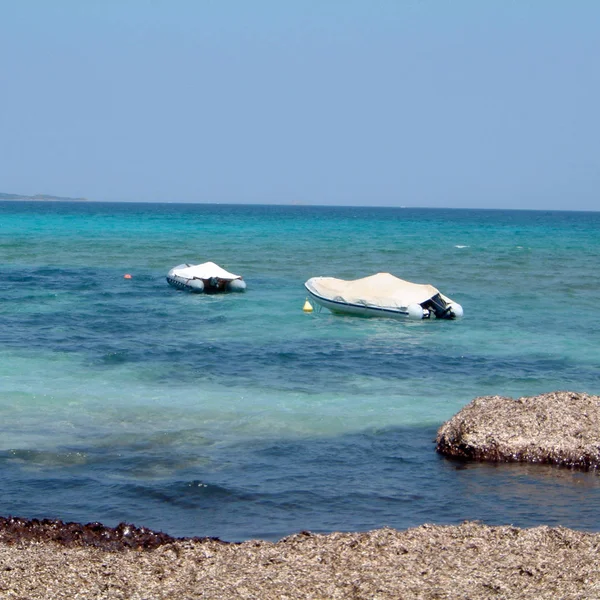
[304, 272, 463, 320]
[166, 261, 246, 293]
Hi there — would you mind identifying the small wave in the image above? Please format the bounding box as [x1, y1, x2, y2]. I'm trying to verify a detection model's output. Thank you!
[455, 245, 469, 249]
[2, 448, 88, 468]
[120, 479, 255, 510]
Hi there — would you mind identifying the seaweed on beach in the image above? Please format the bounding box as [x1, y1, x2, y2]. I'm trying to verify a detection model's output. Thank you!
[2, 522, 600, 599]
[0, 517, 225, 551]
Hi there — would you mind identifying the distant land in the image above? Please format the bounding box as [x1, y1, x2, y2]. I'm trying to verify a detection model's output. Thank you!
[0, 192, 88, 202]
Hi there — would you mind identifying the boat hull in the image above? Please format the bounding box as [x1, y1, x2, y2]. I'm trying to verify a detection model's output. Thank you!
[305, 287, 423, 319]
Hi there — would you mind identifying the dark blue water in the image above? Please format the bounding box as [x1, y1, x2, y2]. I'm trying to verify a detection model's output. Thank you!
[2, 426, 599, 542]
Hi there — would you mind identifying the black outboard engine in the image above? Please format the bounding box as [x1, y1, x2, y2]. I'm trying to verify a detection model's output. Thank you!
[421, 293, 455, 319]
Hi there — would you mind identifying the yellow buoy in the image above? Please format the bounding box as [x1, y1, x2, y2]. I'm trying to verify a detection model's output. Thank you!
[303, 299, 313, 313]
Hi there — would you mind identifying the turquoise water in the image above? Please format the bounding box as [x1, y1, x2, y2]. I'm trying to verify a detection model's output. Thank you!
[1, 201, 599, 541]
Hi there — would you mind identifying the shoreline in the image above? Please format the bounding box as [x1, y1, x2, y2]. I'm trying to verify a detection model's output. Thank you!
[2, 518, 600, 599]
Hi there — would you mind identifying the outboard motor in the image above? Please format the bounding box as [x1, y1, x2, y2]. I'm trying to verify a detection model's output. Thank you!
[421, 294, 457, 319]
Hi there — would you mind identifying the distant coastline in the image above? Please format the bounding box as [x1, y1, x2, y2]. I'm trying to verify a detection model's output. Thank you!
[0, 192, 88, 202]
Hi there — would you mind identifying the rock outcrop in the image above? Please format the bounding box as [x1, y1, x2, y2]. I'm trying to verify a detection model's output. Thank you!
[436, 391, 600, 469]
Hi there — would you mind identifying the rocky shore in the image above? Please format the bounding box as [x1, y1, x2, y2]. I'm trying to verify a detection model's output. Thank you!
[436, 391, 600, 469]
[2, 518, 600, 599]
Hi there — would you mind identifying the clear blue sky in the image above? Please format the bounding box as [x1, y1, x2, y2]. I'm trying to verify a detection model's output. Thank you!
[1, 1, 598, 209]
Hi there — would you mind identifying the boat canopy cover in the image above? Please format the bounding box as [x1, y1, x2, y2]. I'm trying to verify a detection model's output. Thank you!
[171, 262, 242, 281]
[305, 273, 440, 308]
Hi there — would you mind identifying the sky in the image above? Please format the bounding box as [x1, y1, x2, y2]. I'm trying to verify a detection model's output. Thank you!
[1, 1, 599, 210]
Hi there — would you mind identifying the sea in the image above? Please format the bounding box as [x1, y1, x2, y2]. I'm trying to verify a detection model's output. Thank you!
[1, 201, 599, 542]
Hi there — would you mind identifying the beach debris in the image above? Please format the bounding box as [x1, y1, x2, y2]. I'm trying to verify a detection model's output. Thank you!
[436, 391, 600, 469]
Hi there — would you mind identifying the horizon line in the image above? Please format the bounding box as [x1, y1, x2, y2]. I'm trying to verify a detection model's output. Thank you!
[1, 197, 598, 213]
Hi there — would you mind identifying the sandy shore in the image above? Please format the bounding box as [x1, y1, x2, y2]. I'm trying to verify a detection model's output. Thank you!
[1, 519, 600, 599]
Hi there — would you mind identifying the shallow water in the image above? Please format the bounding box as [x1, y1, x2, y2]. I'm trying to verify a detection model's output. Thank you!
[1, 201, 599, 540]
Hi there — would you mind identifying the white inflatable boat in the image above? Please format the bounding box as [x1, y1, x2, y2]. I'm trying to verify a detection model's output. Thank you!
[166, 262, 246, 293]
[304, 272, 463, 320]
